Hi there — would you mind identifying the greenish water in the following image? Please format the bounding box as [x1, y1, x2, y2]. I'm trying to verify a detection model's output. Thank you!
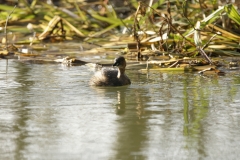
[0, 59, 240, 160]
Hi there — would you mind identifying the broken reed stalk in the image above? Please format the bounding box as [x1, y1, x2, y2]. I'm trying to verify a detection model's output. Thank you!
[133, 2, 142, 60]
[4, 5, 16, 51]
[182, 0, 188, 19]
[198, 47, 213, 65]
[166, 0, 172, 27]
[38, 16, 66, 40]
[202, 33, 218, 50]
[155, 1, 172, 52]
[194, 21, 213, 65]
[158, 22, 165, 51]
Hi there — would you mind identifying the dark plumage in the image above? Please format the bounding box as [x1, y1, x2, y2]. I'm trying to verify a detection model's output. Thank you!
[89, 56, 131, 86]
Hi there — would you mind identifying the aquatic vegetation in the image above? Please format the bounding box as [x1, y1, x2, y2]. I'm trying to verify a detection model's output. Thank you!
[0, 0, 240, 74]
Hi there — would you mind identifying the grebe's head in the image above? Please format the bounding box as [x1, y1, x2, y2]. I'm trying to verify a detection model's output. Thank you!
[113, 56, 126, 69]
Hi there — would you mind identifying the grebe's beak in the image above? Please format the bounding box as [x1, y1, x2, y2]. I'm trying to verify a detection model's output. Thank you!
[113, 61, 119, 66]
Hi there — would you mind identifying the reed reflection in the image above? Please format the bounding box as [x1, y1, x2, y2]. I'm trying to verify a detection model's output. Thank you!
[8, 61, 33, 159]
[182, 74, 240, 158]
[1, 61, 63, 159]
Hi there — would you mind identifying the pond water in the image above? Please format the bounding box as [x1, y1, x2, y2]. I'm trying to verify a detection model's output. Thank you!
[0, 58, 240, 160]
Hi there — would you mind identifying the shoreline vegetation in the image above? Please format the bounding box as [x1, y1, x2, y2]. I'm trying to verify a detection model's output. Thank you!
[1, 0, 240, 74]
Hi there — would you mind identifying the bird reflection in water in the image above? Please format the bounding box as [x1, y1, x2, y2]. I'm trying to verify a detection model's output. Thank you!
[116, 89, 126, 115]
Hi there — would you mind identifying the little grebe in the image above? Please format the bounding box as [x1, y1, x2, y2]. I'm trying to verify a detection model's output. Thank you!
[89, 56, 131, 86]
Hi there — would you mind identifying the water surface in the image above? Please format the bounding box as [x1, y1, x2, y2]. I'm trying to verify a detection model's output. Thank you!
[0, 59, 240, 160]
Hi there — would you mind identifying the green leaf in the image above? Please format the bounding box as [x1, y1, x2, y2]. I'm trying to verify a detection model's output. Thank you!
[202, 6, 224, 23]
[184, 6, 224, 37]
[224, 4, 240, 26]
[152, 0, 165, 10]
[0, 4, 22, 12]
[89, 10, 121, 24]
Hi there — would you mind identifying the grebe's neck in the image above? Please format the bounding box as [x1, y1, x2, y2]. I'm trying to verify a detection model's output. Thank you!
[117, 67, 125, 78]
